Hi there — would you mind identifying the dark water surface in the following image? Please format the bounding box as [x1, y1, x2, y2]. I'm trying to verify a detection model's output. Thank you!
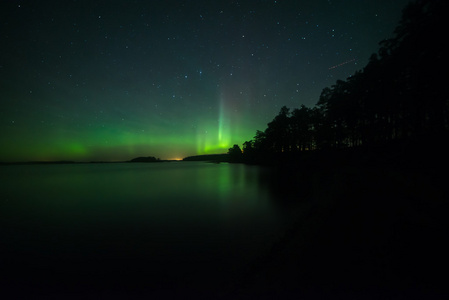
[0, 162, 301, 298]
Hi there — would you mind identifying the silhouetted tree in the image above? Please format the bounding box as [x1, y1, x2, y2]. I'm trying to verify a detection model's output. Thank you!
[228, 144, 243, 162]
[241, 0, 448, 162]
[242, 140, 257, 163]
[253, 130, 267, 150]
[265, 106, 291, 152]
[291, 105, 313, 151]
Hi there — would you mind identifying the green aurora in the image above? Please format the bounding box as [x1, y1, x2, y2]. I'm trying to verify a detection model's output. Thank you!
[1, 94, 260, 162]
[0, 0, 409, 162]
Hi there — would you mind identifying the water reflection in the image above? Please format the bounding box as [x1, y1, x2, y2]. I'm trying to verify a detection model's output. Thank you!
[0, 162, 304, 296]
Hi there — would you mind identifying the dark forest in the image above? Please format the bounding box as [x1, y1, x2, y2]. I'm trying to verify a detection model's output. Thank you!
[230, 0, 448, 165]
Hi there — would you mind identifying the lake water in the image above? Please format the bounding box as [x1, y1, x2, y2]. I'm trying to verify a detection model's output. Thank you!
[0, 162, 303, 298]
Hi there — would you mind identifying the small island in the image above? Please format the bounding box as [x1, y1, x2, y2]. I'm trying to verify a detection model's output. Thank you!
[129, 156, 160, 163]
[182, 153, 229, 162]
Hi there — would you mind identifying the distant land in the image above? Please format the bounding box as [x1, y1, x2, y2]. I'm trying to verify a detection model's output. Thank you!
[0, 154, 231, 165]
[182, 153, 229, 162]
[129, 156, 161, 163]
[129, 156, 186, 163]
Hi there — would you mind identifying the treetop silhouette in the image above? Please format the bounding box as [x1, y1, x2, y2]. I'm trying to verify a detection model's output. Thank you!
[240, 0, 448, 163]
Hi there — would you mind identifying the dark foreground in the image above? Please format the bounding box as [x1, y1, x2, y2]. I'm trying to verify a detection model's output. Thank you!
[1, 146, 448, 299]
[230, 149, 449, 299]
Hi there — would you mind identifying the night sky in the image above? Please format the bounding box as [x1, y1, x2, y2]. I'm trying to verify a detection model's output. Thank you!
[1, 0, 410, 162]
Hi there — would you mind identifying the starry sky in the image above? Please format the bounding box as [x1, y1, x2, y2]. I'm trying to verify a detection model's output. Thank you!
[0, 0, 410, 162]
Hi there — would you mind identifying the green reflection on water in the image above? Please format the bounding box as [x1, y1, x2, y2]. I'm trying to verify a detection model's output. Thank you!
[0, 162, 301, 292]
[0, 162, 276, 229]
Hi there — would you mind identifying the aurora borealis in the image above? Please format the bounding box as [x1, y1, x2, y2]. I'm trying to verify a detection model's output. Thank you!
[0, 0, 410, 162]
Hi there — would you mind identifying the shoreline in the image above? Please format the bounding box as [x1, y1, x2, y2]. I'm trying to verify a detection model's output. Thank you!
[225, 158, 449, 299]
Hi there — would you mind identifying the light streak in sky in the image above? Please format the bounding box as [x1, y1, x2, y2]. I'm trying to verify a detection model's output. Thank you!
[328, 58, 356, 70]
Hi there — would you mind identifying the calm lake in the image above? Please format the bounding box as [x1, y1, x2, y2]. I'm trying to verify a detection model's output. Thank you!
[0, 162, 304, 298]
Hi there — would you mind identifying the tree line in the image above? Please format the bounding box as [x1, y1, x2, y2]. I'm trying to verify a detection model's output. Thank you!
[229, 0, 448, 162]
